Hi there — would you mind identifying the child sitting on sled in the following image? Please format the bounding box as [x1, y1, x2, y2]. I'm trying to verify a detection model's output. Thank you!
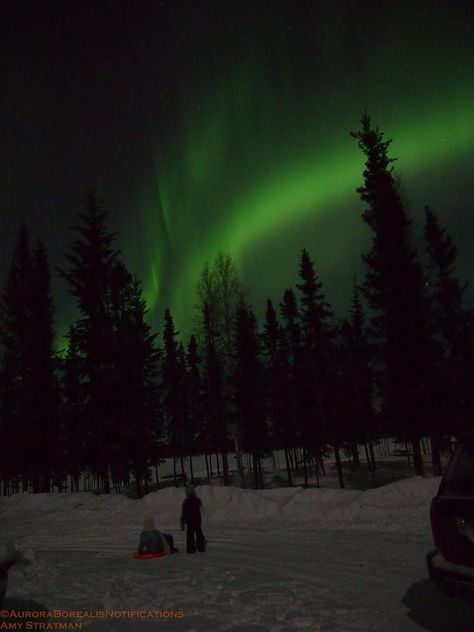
[138, 518, 178, 555]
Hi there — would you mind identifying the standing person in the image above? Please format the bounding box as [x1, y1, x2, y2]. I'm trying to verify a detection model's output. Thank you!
[181, 487, 206, 553]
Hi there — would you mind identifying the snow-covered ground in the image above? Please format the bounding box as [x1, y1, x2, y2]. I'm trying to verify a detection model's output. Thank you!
[2, 477, 474, 631]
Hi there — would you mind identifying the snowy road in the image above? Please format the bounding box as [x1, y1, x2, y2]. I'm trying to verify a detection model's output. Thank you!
[2, 482, 474, 631]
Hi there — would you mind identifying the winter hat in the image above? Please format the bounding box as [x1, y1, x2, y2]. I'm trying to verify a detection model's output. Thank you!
[185, 486, 196, 497]
[142, 517, 156, 531]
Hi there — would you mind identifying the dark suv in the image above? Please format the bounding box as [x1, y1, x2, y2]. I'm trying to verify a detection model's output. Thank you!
[427, 435, 474, 600]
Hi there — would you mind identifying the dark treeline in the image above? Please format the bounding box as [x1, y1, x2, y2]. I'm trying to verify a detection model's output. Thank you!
[0, 115, 472, 495]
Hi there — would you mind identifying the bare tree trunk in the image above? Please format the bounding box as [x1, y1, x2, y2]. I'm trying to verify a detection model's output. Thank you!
[293, 448, 300, 472]
[317, 448, 326, 476]
[351, 443, 361, 469]
[189, 455, 195, 484]
[334, 443, 345, 488]
[275, 451, 280, 470]
[314, 452, 320, 488]
[235, 437, 245, 488]
[252, 452, 259, 489]
[103, 467, 110, 494]
[179, 455, 186, 484]
[288, 448, 295, 472]
[221, 451, 230, 486]
[364, 442, 372, 472]
[411, 439, 425, 477]
[405, 442, 412, 468]
[258, 456, 264, 489]
[302, 448, 309, 488]
[284, 448, 293, 487]
[430, 436, 443, 477]
[368, 439, 376, 472]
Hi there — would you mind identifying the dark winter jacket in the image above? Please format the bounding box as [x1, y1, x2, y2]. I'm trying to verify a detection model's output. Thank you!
[181, 496, 202, 529]
[138, 529, 164, 554]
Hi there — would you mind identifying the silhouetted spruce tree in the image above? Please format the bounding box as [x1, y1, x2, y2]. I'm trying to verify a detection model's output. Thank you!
[0, 225, 33, 492]
[61, 189, 118, 492]
[262, 299, 294, 486]
[424, 207, 473, 463]
[200, 302, 229, 481]
[28, 240, 61, 492]
[296, 249, 342, 487]
[280, 287, 302, 476]
[62, 325, 86, 491]
[109, 261, 161, 496]
[107, 260, 136, 487]
[352, 114, 436, 476]
[177, 340, 196, 482]
[233, 299, 266, 489]
[162, 309, 187, 485]
[186, 335, 203, 484]
[339, 285, 376, 472]
[280, 288, 301, 352]
[0, 229, 60, 493]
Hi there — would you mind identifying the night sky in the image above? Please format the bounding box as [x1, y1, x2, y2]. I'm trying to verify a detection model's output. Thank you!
[2, 0, 473, 345]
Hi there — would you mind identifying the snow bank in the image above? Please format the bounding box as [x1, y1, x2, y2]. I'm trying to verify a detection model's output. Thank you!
[0, 476, 441, 533]
[278, 476, 441, 530]
[0, 476, 446, 630]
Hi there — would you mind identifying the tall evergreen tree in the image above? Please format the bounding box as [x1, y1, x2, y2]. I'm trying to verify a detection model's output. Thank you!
[162, 309, 187, 485]
[233, 299, 266, 489]
[61, 325, 86, 491]
[0, 225, 32, 491]
[280, 287, 302, 478]
[296, 249, 341, 487]
[177, 339, 195, 481]
[352, 114, 435, 476]
[280, 288, 301, 354]
[0, 225, 33, 491]
[61, 189, 118, 492]
[186, 334, 203, 483]
[0, 228, 60, 493]
[424, 207, 473, 466]
[28, 240, 61, 492]
[200, 302, 231, 484]
[262, 299, 294, 486]
[339, 284, 376, 472]
[109, 262, 161, 496]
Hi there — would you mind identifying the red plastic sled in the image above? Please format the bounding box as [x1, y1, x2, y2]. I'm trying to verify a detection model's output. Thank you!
[133, 551, 166, 560]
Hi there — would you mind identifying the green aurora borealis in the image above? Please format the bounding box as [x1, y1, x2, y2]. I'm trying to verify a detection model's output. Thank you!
[2, 1, 474, 341]
[144, 91, 474, 327]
